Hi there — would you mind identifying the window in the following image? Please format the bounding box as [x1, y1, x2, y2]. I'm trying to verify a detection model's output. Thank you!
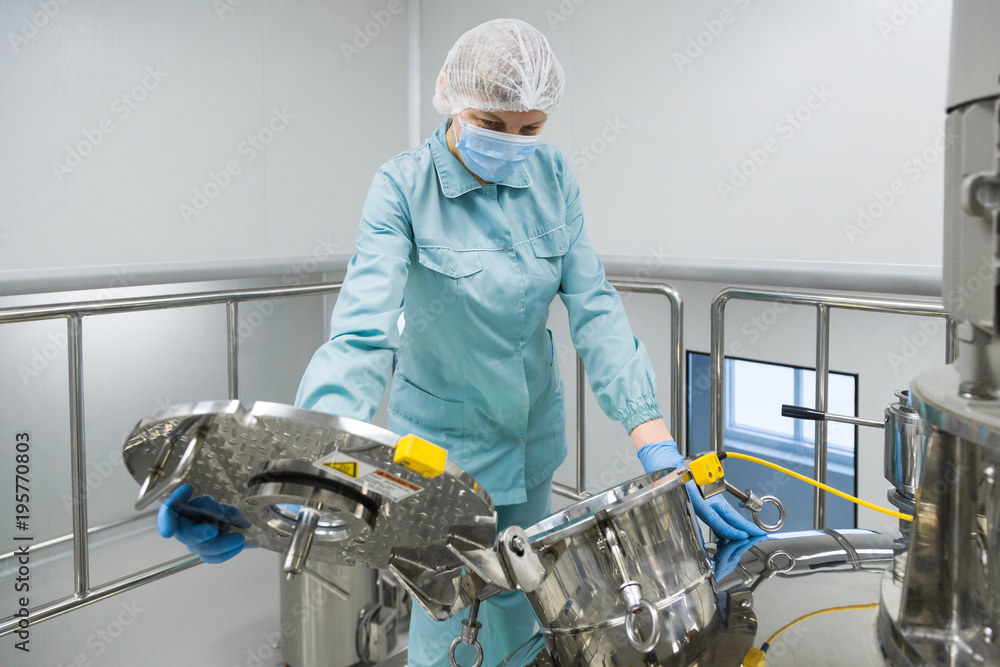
[687, 352, 859, 531]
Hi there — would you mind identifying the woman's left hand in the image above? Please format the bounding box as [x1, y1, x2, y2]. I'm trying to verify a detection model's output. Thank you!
[636, 440, 767, 541]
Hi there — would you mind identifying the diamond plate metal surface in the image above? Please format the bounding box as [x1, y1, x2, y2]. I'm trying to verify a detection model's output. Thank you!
[122, 400, 496, 569]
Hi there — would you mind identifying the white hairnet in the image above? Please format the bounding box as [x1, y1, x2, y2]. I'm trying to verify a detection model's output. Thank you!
[433, 18, 565, 116]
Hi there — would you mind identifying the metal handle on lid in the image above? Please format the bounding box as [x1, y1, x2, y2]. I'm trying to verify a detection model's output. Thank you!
[624, 598, 661, 654]
[723, 481, 786, 532]
[754, 495, 786, 531]
[448, 598, 484, 667]
[135, 416, 207, 510]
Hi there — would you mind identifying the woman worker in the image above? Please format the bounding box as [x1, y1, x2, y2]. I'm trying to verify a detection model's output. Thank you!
[158, 18, 764, 666]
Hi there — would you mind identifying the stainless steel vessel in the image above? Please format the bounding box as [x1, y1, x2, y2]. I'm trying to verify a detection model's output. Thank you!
[497, 529, 899, 667]
[519, 469, 722, 666]
[877, 2, 1000, 664]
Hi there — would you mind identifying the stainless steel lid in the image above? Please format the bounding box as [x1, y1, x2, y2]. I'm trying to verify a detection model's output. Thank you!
[122, 400, 496, 569]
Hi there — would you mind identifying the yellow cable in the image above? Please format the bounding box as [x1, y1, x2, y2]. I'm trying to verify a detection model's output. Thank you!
[743, 602, 880, 665]
[724, 451, 913, 522]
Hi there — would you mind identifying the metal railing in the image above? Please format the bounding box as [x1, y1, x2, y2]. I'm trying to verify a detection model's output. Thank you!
[709, 287, 957, 529]
[552, 281, 684, 502]
[0, 281, 343, 637]
[0, 277, 682, 634]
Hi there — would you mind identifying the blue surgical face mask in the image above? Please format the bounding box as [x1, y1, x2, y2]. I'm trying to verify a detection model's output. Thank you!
[453, 120, 539, 182]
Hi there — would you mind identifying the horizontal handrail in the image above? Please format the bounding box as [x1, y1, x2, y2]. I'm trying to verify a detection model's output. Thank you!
[0, 282, 345, 323]
[0, 512, 156, 564]
[1, 254, 943, 298]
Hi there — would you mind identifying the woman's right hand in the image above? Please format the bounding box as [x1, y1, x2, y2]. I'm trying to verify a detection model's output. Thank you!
[157, 484, 250, 564]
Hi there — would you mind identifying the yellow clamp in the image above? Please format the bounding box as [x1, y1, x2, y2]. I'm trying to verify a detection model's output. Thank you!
[688, 452, 725, 486]
[394, 434, 448, 478]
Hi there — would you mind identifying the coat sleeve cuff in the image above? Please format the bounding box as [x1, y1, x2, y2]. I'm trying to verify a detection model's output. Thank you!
[618, 400, 663, 434]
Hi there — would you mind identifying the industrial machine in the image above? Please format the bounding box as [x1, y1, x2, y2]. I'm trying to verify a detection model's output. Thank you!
[877, 2, 1000, 663]
[122, 399, 788, 665]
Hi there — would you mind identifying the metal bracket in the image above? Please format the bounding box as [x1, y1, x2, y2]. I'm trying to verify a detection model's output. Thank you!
[725, 589, 756, 629]
[962, 172, 1000, 219]
[496, 525, 547, 593]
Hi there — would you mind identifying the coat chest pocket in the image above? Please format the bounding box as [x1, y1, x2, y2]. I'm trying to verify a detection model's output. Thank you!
[529, 227, 570, 259]
[416, 246, 483, 278]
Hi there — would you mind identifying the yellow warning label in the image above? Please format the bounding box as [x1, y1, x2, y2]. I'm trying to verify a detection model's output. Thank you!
[322, 461, 358, 478]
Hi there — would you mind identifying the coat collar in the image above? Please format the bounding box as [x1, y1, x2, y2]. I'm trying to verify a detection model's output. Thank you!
[429, 119, 533, 198]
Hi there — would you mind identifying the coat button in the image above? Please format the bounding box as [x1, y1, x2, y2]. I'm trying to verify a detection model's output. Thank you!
[516, 301, 523, 309]
[515, 350, 521, 357]
[450, 265, 457, 272]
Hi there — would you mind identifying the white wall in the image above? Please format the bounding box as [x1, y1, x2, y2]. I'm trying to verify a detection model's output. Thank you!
[421, 0, 951, 265]
[0, 0, 409, 274]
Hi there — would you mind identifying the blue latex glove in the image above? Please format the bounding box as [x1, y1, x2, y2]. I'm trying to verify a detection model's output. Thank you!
[712, 535, 767, 582]
[637, 440, 767, 541]
[157, 484, 250, 564]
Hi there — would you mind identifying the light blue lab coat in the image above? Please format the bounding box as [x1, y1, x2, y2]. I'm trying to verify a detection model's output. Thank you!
[295, 120, 661, 506]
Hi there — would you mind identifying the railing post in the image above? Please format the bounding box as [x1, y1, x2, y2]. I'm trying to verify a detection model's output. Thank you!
[670, 292, 685, 455]
[67, 315, 89, 597]
[813, 305, 831, 529]
[575, 354, 586, 495]
[946, 316, 958, 364]
[710, 294, 728, 453]
[226, 301, 239, 400]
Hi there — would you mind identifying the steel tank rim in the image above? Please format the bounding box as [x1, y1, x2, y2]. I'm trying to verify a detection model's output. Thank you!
[524, 467, 685, 548]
